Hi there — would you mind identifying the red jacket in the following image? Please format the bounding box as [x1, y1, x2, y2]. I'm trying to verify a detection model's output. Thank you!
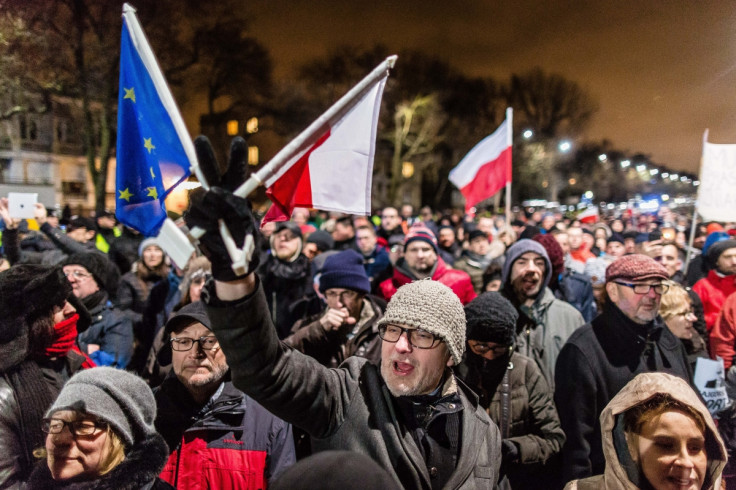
[693, 270, 736, 332]
[710, 292, 736, 369]
[379, 256, 476, 305]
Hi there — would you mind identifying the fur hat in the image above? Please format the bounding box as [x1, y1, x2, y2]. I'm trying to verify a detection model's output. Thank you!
[0, 265, 73, 370]
[404, 224, 439, 254]
[464, 292, 518, 345]
[319, 249, 370, 294]
[605, 254, 668, 283]
[62, 252, 113, 293]
[378, 279, 465, 365]
[47, 367, 157, 447]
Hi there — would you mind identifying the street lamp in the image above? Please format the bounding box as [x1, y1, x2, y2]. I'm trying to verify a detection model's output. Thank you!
[620, 160, 630, 168]
[649, 168, 659, 176]
[598, 154, 607, 162]
[523, 129, 533, 139]
[559, 140, 572, 153]
[636, 164, 646, 172]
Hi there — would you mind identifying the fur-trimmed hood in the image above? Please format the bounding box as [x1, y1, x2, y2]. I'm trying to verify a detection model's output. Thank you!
[27, 432, 172, 490]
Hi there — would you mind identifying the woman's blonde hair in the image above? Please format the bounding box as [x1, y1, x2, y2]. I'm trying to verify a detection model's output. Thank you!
[659, 280, 691, 321]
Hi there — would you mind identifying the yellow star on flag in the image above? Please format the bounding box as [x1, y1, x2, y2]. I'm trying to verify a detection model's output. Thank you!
[144, 138, 155, 154]
[118, 188, 133, 202]
[123, 87, 136, 103]
[146, 187, 159, 200]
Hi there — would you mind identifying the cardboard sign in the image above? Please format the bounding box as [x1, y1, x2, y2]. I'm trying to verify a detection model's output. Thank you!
[694, 357, 729, 415]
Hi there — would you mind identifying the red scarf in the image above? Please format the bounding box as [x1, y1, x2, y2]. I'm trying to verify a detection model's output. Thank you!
[45, 314, 96, 369]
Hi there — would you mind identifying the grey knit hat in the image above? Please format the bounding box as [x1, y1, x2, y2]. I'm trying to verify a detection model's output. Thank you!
[378, 279, 465, 365]
[501, 239, 552, 288]
[46, 367, 156, 447]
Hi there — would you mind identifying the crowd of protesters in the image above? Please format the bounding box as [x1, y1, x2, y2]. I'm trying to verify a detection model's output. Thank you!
[2, 153, 736, 489]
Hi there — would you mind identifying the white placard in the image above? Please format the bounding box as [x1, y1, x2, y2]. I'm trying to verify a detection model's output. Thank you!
[694, 356, 729, 415]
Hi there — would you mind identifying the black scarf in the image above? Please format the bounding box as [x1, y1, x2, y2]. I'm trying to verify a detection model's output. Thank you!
[81, 290, 108, 313]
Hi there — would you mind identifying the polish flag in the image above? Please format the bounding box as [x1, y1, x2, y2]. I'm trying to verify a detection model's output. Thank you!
[262, 70, 389, 224]
[578, 206, 600, 224]
[449, 116, 512, 214]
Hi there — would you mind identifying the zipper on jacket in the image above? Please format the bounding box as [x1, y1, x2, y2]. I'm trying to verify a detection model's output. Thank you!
[173, 439, 182, 487]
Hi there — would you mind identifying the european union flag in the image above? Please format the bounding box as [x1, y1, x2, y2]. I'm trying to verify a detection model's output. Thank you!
[115, 4, 195, 236]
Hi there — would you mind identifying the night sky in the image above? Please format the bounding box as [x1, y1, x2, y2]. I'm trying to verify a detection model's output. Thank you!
[246, 1, 736, 175]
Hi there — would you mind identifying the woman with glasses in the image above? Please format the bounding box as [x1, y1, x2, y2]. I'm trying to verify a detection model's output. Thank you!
[659, 281, 708, 370]
[456, 292, 565, 490]
[28, 367, 173, 489]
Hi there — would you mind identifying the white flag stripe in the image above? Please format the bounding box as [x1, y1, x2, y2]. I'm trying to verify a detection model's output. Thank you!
[697, 142, 736, 222]
[309, 78, 386, 214]
[449, 119, 510, 189]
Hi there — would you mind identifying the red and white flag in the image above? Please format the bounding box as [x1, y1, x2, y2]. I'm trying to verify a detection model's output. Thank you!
[578, 206, 599, 224]
[449, 115, 512, 213]
[262, 65, 390, 224]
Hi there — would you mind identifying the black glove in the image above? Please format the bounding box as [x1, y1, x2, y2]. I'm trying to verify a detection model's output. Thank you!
[184, 136, 261, 281]
[501, 439, 519, 465]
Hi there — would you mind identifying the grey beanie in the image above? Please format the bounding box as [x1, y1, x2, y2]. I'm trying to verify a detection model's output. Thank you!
[501, 239, 552, 288]
[378, 279, 465, 365]
[46, 367, 156, 447]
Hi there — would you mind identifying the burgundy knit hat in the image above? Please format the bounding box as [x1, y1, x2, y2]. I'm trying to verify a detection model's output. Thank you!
[605, 254, 668, 283]
[533, 234, 564, 276]
[404, 223, 439, 253]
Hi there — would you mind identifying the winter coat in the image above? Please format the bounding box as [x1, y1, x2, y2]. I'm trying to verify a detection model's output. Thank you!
[27, 432, 174, 490]
[453, 251, 492, 294]
[509, 287, 585, 391]
[257, 253, 312, 339]
[154, 376, 295, 489]
[284, 295, 385, 368]
[204, 277, 502, 490]
[556, 269, 597, 323]
[361, 246, 392, 292]
[379, 256, 477, 305]
[554, 302, 694, 483]
[0, 351, 89, 489]
[693, 269, 736, 332]
[457, 352, 565, 489]
[77, 293, 134, 369]
[564, 372, 727, 490]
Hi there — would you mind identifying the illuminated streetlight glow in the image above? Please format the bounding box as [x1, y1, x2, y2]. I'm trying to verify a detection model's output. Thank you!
[636, 164, 646, 172]
[620, 160, 630, 168]
[680, 176, 688, 182]
[693, 180, 700, 186]
[661, 172, 669, 178]
[649, 168, 659, 176]
[523, 129, 533, 139]
[559, 140, 572, 153]
[670, 174, 678, 181]
[662, 194, 670, 201]
[598, 154, 607, 162]
[584, 190, 594, 199]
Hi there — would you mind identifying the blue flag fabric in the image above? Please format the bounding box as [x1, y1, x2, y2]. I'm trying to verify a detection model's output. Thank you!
[115, 17, 191, 236]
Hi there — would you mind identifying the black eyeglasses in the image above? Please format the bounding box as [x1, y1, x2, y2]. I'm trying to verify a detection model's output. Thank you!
[468, 342, 510, 356]
[614, 282, 669, 295]
[42, 418, 106, 436]
[378, 324, 440, 349]
[170, 336, 219, 352]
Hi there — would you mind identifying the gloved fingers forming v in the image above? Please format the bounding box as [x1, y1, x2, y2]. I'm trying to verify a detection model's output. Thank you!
[221, 136, 248, 192]
[194, 135, 223, 189]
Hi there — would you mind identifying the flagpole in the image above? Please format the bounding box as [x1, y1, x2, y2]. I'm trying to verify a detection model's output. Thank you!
[505, 107, 513, 226]
[685, 129, 708, 274]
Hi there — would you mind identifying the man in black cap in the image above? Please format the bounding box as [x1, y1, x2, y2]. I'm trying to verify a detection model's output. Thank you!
[285, 249, 385, 368]
[604, 232, 626, 261]
[257, 221, 312, 338]
[94, 209, 121, 254]
[154, 301, 295, 489]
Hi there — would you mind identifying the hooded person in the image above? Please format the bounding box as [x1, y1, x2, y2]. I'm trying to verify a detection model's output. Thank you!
[257, 221, 312, 338]
[27, 367, 174, 489]
[564, 372, 727, 490]
[457, 292, 565, 490]
[0, 264, 94, 488]
[500, 239, 585, 389]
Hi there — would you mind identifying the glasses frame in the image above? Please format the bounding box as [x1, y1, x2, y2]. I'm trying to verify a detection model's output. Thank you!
[614, 281, 669, 295]
[170, 335, 219, 352]
[324, 289, 360, 304]
[468, 342, 511, 357]
[42, 417, 107, 437]
[378, 324, 441, 349]
[63, 269, 91, 280]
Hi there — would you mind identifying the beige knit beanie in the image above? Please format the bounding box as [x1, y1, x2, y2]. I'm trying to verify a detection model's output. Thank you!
[378, 279, 466, 364]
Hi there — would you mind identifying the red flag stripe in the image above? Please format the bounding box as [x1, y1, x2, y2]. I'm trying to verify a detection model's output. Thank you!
[458, 146, 512, 213]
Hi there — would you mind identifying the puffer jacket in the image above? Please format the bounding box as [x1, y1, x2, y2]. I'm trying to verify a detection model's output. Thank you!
[154, 376, 295, 489]
[378, 256, 476, 305]
[457, 352, 565, 489]
[284, 295, 385, 368]
[204, 277, 502, 490]
[564, 372, 727, 490]
[77, 293, 134, 368]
